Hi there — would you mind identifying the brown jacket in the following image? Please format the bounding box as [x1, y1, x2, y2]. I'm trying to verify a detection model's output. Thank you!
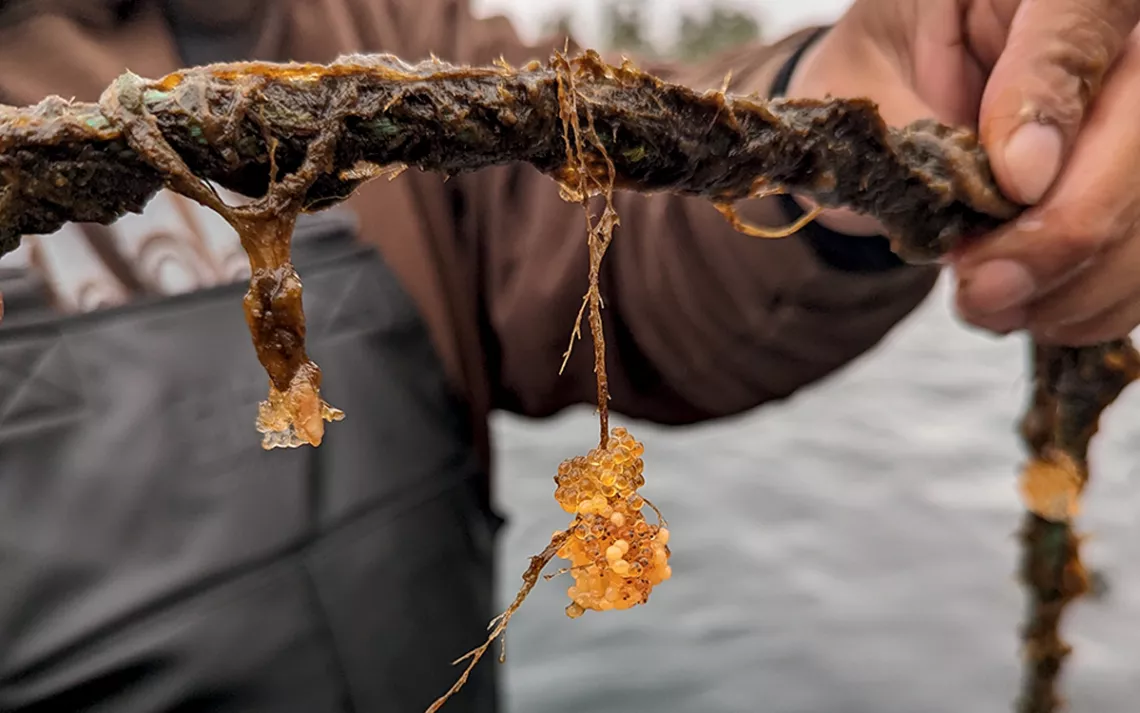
[0, 0, 939, 469]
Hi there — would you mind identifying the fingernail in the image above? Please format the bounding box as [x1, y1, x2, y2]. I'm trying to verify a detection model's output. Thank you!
[1003, 122, 1063, 205]
[962, 259, 1037, 314]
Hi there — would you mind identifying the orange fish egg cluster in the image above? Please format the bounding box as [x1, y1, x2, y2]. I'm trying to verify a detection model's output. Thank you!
[552, 427, 671, 618]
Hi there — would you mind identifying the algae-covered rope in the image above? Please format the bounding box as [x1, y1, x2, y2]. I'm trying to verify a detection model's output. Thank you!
[0, 50, 1016, 263]
[1015, 342, 1140, 712]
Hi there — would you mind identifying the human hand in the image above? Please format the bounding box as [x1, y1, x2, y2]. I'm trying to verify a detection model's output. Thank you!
[785, 0, 1140, 344]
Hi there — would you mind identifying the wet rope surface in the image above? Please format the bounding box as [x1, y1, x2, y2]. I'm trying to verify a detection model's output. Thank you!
[0, 51, 1017, 262]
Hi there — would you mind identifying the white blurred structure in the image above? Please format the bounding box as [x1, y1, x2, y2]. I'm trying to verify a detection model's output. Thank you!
[472, 0, 851, 48]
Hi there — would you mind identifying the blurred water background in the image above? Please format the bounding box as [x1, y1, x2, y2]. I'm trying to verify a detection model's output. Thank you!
[490, 278, 1140, 713]
[471, 5, 1140, 708]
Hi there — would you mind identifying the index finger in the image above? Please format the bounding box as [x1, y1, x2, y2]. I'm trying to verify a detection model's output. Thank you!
[979, 0, 1140, 204]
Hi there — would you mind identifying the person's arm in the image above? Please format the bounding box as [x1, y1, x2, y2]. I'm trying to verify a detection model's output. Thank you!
[400, 0, 940, 424]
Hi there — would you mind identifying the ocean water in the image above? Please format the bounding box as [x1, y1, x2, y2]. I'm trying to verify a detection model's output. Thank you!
[489, 276, 1140, 713]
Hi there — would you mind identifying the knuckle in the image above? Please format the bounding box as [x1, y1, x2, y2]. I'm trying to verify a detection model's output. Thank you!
[1044, 323, 1117, 346]
[1014, 1, 1140, 123]
[1061, 21, 1112, 83]
[1049, 224, 1111, 265]
[1086, 0, 1140, 34]
[1037, 22, 1112, 116]
[1059, 224, 1110, 256]
[1043, 204, 1124, 262]
[1025, 300, 1068, 331]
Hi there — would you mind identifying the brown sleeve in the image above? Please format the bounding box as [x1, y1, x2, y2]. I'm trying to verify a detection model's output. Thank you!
[397, 0, 941, 424]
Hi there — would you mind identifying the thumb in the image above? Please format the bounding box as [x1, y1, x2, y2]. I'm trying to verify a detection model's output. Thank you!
[980, 0, 1140, 205]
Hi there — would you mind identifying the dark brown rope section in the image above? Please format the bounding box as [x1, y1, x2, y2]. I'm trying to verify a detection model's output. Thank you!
[1015, 341, 1140, 712]
[0, 50, 1017, 263]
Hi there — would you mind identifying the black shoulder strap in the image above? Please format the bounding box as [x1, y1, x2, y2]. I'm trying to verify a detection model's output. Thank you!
[161, 2, 263, 68]
[767, 27, 906, 273]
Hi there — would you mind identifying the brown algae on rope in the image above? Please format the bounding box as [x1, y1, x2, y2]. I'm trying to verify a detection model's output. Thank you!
[100, 69, 347, 449]
[0, 51, 1017, 261]
[1014, 341, 1140, 713]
